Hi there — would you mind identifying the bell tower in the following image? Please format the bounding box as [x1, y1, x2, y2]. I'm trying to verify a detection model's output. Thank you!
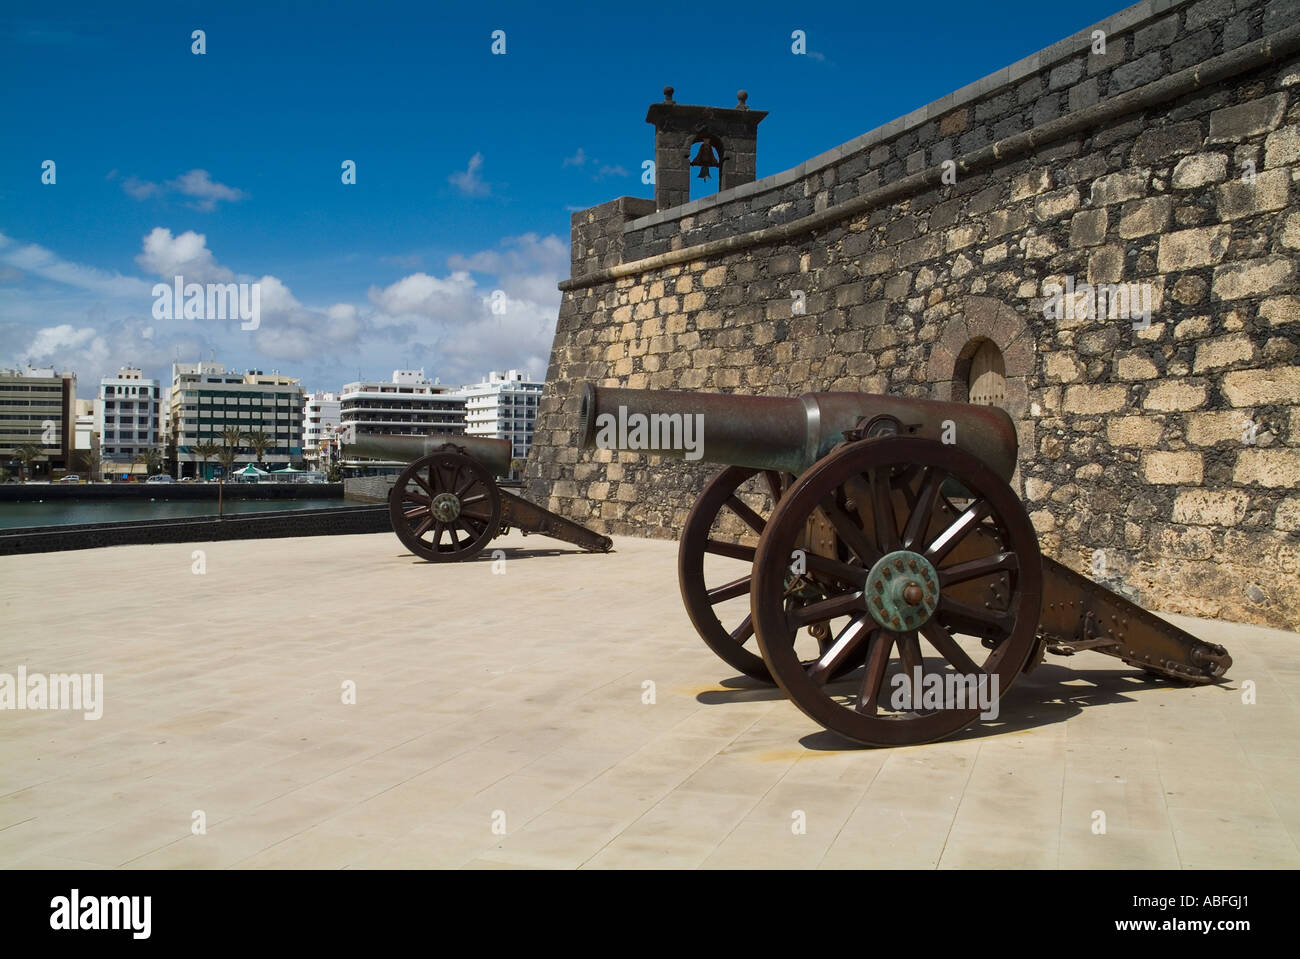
[645, 87, 767, 211]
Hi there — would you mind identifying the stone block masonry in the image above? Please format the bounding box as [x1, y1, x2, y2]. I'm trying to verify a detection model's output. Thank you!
[526, 0, 1300, 629]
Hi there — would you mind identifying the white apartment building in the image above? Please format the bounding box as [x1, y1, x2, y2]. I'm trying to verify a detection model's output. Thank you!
[302, 391, 341, 466]
[456, 370, 542, 466]
[339, 370, 465, 468]
[94, 368, 161, 478]
[170, 361, 305, 478]
[74, 399, 96, 469]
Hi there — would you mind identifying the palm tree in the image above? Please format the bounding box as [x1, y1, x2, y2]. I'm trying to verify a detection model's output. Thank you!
[217, 426, 245, 476]
[78, 448, 103, 481]
[191, 440, 220, 480]
[15, 443, 43, 481]
[133, 447, 164, 477]
[164, 420, 179, 477]
[245, 428, 274, 468]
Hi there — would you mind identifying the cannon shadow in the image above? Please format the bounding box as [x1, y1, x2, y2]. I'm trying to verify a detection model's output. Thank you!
[397, 545, 609, 563]
[696, 662, 1196, 750]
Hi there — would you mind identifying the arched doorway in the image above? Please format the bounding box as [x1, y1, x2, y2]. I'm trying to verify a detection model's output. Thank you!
[927, 297, 1032, 420]
[952, 337, 1007, 409]
[967, 340, 1006, 407]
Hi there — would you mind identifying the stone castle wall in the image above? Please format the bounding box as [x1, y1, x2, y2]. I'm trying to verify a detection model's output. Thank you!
[526, 0, 1300, 628]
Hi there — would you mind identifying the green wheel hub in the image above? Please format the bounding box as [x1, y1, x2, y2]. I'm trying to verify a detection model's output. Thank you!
[431, 492, 461, 523]
[866, 549, 939, 631]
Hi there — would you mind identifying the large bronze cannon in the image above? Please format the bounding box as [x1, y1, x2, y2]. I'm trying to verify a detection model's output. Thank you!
[345, 431, 612, 561]
[578, 384, 1231, 747]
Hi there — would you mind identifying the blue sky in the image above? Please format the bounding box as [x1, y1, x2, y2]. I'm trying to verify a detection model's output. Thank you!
[1, 0, 1123, 397]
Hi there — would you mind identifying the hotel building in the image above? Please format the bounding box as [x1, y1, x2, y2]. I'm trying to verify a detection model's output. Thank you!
[0, 366, 78, 477]
[169, 361, 305, 478]
[456, 370, 542, 472]
[339, 370, 466, 469]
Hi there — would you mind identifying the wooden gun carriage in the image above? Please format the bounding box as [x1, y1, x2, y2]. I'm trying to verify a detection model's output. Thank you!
[345, 432, 612, 562]
[578, 384, 1231, 747]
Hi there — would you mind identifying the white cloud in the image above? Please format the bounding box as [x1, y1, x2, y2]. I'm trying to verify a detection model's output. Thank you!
[428, 299, 555, 384]
[0, 312, 201, 389]
[447, 233, 567, 277]
[0, 231, 153, 298]
[254, 274, 300, 314]
[26, 324, 100, 356]
[252, 326, 319, 362]
[122, 176, 160, 200]
[367, 271, 479, 319]
[325, 303, 361, 340]
[115, 168, 245, 211]
[167, 169, 246, 211]
[561, 148, 629, 181]
[362, 232, 566, 384]
[135, 227, 235, 283]
[448, 153, 490, 196]
[0, 226, 567, 392]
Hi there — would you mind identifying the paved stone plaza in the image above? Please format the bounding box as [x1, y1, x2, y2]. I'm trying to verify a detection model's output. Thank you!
[1, 531, 1297, 869]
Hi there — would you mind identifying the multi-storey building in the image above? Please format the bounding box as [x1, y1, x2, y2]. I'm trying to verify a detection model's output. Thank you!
[302, 391, 341, 466]
[170, 361, 305, 478]
[339, 370, 465, 469]
[74, 399, 97, 473]
[160, 387, 172, 446]
[456, 370, 542, 469]
[0, 366, 77, 477]
[94, 368, 161, 479]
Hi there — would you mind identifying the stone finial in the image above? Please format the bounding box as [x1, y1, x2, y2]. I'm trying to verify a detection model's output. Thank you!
[737, 90, 748, 109]
[663, 86, 675, 103]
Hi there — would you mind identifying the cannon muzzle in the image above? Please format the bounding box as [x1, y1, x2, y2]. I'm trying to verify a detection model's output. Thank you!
[578, 385, 1019, 481]
[343, 432, 513, 477]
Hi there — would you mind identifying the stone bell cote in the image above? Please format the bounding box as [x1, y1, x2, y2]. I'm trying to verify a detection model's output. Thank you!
[645, 86, 767, 211]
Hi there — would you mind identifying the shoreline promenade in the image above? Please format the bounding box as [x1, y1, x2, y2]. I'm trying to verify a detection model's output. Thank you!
[1, 531, 1296, 868]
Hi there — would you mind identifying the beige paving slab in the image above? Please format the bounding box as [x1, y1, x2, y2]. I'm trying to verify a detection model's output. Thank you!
[472, 809, 627, 868]
[1058, 827, 1182, 869]
[821, 805, 956, 869]
[2, 530, 1298, 869]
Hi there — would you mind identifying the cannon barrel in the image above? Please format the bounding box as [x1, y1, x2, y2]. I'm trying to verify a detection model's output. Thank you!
[343, 432, 513, 477]
[578, 385, 1019, 481]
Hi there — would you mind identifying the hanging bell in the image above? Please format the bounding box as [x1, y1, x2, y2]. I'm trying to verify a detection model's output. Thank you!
[689, 140, 720, 180]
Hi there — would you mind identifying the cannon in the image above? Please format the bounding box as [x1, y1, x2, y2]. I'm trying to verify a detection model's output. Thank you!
[345, 432, 613, 561]
[578, 384, 1232, 747]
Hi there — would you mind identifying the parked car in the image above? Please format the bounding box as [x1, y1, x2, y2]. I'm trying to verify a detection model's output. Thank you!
[58, 474, 80, 483]
[145, 474, 175, 484]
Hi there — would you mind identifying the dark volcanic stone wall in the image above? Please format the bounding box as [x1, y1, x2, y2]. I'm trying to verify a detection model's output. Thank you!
[526, 0, 1300, 628]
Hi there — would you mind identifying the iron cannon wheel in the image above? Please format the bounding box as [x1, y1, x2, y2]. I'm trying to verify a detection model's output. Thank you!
[751, 438, 1043, 746]
[388, 450, 502, 562]
[679, 466, 865, 684]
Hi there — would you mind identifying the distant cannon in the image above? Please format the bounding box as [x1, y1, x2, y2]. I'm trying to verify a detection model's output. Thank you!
[345, 432, 612, 562]
[579, 384, 1231, 747]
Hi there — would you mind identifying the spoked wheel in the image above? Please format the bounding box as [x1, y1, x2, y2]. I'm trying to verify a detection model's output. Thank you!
[752, 437, 1043, 746]
[388, 450, 502, 562]
[679, 466, 866, 684]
